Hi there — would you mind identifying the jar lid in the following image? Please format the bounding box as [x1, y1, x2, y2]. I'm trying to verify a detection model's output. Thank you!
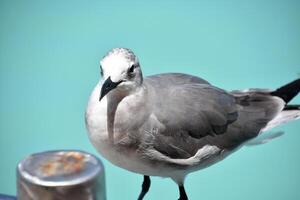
[17, 150, 104, 187]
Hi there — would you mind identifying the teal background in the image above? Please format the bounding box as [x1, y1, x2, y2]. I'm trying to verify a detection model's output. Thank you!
[1, 0, 300, 199]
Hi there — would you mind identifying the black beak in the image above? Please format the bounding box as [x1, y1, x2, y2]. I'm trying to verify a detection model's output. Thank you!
[99, 76, 122, 101]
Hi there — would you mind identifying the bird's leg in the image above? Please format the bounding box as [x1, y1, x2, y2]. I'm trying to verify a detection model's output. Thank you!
[178, 185, 188, 200]
[137, 175, 151, 200]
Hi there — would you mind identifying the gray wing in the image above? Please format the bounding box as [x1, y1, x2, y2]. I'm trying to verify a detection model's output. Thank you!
[145, 73, 237, 137]
[138, 75, 285, 166]
[145, 73, 210, 86]
[139, 74, 237, 160]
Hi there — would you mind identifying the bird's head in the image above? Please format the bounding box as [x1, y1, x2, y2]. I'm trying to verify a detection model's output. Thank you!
[99, 48, 143, 101]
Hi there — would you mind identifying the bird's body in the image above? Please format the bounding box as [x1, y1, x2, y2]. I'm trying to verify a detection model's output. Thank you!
[86, 73, 228, 181]
[85, 48, 300, 200]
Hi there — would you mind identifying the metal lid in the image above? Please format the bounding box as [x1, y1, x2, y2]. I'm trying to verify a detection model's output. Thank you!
[17, 150, 104, 187]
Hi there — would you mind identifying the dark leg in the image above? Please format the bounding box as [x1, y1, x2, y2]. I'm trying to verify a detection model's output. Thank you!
[137, 175, 151, 200]
[178, 185, 188, 200]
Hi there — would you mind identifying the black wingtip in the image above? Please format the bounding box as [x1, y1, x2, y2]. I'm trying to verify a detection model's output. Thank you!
[271, 79, 300, 104]
[283, 104, 300, 110]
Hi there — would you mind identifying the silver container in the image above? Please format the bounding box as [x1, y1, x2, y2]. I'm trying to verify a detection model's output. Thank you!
[17, 150, 106, 200]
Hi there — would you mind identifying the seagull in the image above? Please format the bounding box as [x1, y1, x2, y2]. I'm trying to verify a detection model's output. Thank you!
[85, 48, 300, 200]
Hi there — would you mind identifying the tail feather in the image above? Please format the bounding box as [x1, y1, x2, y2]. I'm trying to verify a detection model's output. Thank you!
[271, 79, 300, 104]
[261, 106, 300, 132]
[263, 79, 300, 131]
[284, 104, 300, 110]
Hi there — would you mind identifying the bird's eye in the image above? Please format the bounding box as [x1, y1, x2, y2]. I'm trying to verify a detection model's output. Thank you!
[128, 64, 135, 74]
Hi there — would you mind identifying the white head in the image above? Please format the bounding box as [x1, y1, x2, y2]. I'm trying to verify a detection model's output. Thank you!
[99, 48, 143, 101]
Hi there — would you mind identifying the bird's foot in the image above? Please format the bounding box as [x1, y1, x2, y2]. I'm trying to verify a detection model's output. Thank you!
[178, 185, 188, 200]
[137, 175, 151, 200]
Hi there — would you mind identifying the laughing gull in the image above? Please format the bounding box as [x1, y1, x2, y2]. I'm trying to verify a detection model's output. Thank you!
[85, 48, 300, 200]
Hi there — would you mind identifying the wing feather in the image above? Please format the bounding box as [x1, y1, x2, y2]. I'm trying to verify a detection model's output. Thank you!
[138, 75, 286, 167]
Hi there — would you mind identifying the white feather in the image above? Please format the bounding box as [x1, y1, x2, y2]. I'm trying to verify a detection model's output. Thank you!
[262, 110, 300, 132]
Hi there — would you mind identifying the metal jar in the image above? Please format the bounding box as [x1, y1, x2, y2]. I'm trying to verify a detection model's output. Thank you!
[17, 150, 106, 200]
